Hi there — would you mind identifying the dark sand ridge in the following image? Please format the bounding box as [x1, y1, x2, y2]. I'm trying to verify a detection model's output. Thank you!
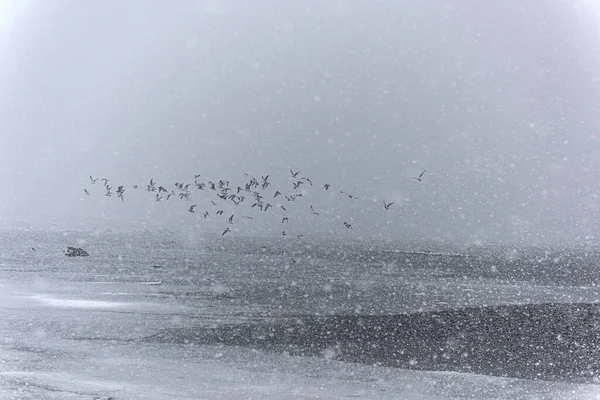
[144, 303, 600, 383]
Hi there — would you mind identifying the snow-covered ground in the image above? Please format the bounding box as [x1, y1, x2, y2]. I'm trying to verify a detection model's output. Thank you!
[1, 230, 600, 399]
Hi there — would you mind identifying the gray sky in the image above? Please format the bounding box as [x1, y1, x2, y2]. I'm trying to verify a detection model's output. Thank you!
[1, 0, 600, 245]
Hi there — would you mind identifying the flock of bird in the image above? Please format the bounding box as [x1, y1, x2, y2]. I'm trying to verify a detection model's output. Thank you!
[85, 169, 427, 238]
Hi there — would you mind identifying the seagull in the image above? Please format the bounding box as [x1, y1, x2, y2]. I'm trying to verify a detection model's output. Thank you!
[84, 189, 90, 196]
[297, 234, 304, 239]
[293, 181, 304, 190]
[226, 215, 234, 224]
[282, 231, 287, 236]
[222, 227, 231, 236]
[100, 178, 109, 185]
[133, 185, 138, 189]
[116, 186, 125, 201]
[343, 222, 352, 229]
[279, 205, 287, 211]
[89, 176, 98, 184]
[274, 191, 282, 198]
[340, 191, 358, 199]
[242, 216, 254, 220]
[188, 205, 196, 213]
[158, 186, 167, 193]
[264, 203, 272, 211]
[203, 211, 209, 219]
[290, 169, 300, 178]
[383, 201, 394, 210]
[300, 177, 313, 186]
[411, 170, 426, 182]
[155, 193, 163, 202]
[216, 210, 224, 215]
[309, 205, 319, 215]
[282, 217, 289, 223]
[324, 184, 331, 191]
[147, 178, 156, 192]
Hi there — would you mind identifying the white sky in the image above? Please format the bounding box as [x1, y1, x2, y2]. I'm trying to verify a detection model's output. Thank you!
[1, 1, 599, 245]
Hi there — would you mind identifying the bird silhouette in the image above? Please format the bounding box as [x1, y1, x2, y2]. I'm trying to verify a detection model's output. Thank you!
[324, 184, 331, 191]
[188, 205, 196, 213]
[383, 201, 394, 210]
[340, 191, 358, 199]
[293, 181, 304, 190]
[89, 176, 98, 184]
[301, 177, 313, 186]
[282, 217, 289, 223]
[226, 215, 234, 224]
[343, 222, 352, 229]
[274, 191, 282, 198]
[290, 169, 300, 178]
[222, 227, 230, 236]
[84, 189, 90, 196]
[411, 170, 426, 182]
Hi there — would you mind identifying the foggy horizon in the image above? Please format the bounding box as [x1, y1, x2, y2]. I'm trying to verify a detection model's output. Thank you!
[1, 0, 600, 246]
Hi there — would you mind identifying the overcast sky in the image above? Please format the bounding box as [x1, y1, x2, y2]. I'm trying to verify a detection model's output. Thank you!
[1, 0, 599, 245]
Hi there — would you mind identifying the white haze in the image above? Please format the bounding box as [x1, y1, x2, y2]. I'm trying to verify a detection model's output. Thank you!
[0, 0, 599, 245]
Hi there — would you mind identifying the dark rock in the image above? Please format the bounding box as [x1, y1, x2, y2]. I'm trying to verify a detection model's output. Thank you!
[65, 246, 89, 257]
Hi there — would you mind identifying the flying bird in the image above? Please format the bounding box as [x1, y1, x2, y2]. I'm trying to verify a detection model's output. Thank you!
[343, 222, 352, 229]
[274, 191, 282, 198]
[89, 176, 98, 184]
[116, 186, 125, 201]
[290, 169, 300, 178]
[297, 234, 304, 239]
[226, 215, 234, 224]
[188, 205, 196, 213]
[300, 177, 313, 186]
[412, 170, 426, 182]
[293, 181, 304, 190]
[222, 227, 231, 236]
[309, 205, 319, 215]
[324, 184, 331, 191]
[84, 189, 90, 196]
[282, 217, 289, 223]
[383, 201, 394, 210]
[203, 211, 209, 219]
[340, 191, 358, 199]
